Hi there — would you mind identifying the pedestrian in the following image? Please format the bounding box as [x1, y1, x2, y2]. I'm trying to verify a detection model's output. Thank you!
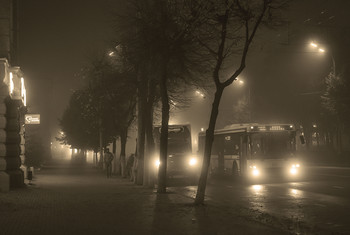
[126, 154, 135, 180]
[104, 148, 114, 178]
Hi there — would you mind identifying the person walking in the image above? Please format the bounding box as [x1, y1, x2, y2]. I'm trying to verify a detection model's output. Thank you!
[104, 148, 114, 178]
[126, 154, 135, 181]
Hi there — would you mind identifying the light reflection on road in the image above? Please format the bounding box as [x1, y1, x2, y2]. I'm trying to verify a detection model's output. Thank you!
[169, 167, 350, 233]
[251, 184, 263, 194]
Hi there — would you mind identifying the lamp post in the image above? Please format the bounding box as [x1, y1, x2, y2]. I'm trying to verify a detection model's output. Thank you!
[236, 78, 252, 122]
[309, 42, 336, 76]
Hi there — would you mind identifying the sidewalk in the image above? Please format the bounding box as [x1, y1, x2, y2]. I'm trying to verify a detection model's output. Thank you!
[0, 162, 291, 235]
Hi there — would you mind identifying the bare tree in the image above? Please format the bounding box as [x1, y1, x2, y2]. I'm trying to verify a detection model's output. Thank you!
[194, 0, 283, 205]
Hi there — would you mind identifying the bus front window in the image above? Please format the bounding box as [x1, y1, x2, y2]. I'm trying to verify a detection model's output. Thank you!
[250, 132, 295, 159]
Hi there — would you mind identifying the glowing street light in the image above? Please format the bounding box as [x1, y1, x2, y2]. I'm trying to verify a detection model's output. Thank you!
[195, 90, 205, 98]
[309, 41, 335, 75]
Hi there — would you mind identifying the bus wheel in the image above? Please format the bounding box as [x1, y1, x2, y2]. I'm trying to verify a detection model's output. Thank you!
[232, 160, 239, 177]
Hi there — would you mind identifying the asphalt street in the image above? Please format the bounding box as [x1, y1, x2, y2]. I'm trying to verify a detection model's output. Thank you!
[170, 164, 350, 234]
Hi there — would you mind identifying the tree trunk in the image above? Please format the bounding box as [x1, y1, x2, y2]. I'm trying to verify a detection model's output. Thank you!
[144, 79, 156, 187]
[113, 138, 120, 175]
[120, 127, 128, 178]
[157, 61, 170, 193]
[136, 72, 146, 185]
[144, 103, 155, 187]
[99, 117, 104, 169]
[195, 86, 224, 205]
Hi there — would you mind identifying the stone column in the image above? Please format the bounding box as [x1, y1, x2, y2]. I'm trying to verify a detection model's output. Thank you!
[0, 59, 26, 191]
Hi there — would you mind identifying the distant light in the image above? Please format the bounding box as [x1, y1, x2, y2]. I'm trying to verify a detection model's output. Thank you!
[9, 72, 14, 94]
[21, 77, 26, 106]
[318, 48, 325, 53]
[195, 90, 205, 98]
[108, 51, 115, 56]
[290, 125, 293, 128]
[313, 124, 317, 128]
[310, 42, 318, 48]
[74, 149, 78, 154]
[201, 128, 204, 132]
[239, 80, 244, 84]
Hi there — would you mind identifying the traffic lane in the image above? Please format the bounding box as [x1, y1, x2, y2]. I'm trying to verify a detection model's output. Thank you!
[301, 165, 350, 198]
[171, 182, 350, 233]
[306, 165, 350, 180]
[169, 171, 350, 233]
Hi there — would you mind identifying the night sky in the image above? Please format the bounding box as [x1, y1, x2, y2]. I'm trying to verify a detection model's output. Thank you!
[16, 0, 350, 142]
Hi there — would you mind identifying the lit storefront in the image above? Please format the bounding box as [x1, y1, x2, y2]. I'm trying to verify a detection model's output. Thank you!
[0, 58, 27, 191]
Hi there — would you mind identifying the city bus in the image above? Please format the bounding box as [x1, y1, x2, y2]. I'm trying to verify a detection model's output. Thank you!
[198, 123, 302, 181]
[153, 124, 200, 178]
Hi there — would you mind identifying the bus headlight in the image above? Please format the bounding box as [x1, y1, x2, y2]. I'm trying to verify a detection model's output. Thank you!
[250, 165, 260, 177]
[289, 163, 300, 175]
[189, 157, 198, 166]
[155, 159, 160, 168]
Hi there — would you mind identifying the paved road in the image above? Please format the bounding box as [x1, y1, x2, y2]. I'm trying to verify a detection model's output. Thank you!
[170, 165, 350, 234]
[0, 162, 292, 235]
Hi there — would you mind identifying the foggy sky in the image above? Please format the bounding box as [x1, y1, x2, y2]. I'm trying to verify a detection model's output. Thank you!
[17, 0, 350, 142]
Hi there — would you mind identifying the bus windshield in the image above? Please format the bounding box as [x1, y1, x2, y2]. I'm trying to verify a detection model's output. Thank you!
[249, 132, 295, 159]
[153, 125, 192, 154]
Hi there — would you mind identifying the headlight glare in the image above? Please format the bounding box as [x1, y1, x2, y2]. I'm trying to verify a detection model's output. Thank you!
[155, 159, 160, 168]
[252, 169, 260, 176]
[189, 157, 197, 166]
[290, 167, 298, 175]
[249, 165, 260, 176]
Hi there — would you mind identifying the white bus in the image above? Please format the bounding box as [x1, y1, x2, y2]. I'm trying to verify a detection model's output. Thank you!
[153, 124, 200, 178]
[198, 123, 302, 181]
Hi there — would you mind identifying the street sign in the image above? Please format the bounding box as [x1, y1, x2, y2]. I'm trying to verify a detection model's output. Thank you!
[25, 114, 40, 124]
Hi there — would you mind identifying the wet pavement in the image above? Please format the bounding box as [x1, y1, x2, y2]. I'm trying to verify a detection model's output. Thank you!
[170, 165, 350, 234]
[0, 161, 295, 235]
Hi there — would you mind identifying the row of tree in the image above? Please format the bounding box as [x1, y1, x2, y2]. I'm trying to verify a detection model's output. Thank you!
[59, 0, 284, 205]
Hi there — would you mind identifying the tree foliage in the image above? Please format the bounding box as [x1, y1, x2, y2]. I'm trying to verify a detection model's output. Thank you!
[58, 54, 137, 153]
[322, 72, 350, 126]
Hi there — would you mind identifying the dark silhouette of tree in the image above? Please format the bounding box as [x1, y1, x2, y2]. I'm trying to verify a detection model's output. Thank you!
[194, 0, 285, 205]
[113, 0, 208, 189]
[321, 71, 350, 153]
[58, 55, 137, 167]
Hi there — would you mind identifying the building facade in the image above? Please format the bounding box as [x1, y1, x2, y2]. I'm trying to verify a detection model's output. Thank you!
[0, 0, 26, 191]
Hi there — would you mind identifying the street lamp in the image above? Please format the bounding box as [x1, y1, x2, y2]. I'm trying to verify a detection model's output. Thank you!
[309, 41, 335, 75]
[195, 90, 205, 98]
